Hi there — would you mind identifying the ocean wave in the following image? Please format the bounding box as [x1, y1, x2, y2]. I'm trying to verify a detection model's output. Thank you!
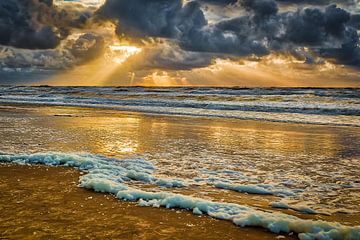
[0, 97, 359, 127]
[2, 95, 359, 115]
[0, 87, 359, 127]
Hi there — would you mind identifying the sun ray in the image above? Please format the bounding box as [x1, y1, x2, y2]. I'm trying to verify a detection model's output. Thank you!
[39, 44, 142, 86]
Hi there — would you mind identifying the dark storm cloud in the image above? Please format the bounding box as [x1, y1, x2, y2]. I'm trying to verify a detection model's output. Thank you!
[1, 0, 360, 71]
[320, 42, 360, 66]
[283, 5, 352, 44]
[0, 0, 93, 50]
[0, 0, 60, 49]
[70, 33, 105, 62]
[198, 0, 359, 7]
[197, 0, 238, 5]
[276, 0, 358, 6]
[97, 0, 360, 67]
[350, 14, 360, 29]
[178, 17, 270, 56]
[180, 2, 359, 67]
[0, 32, 105, 69]
[239, 0, 278, 16]
[97, 0, 207, 38]
[39, 0, 53, 7]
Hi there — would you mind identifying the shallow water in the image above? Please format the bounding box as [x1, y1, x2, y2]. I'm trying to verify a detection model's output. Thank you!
[0, 104, 360, 239]
[0, 105, 359, 217]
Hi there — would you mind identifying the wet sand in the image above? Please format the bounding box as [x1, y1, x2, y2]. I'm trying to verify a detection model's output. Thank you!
[0, 105, 359, 239]
[0, 164, 296, 240]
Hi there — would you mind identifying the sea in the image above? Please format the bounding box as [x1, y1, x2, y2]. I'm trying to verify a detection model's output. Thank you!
[0, 86, 359, 239]
[0, 86, 359, 126]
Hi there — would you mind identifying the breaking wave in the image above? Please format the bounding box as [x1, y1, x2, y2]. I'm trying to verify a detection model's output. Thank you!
[0, 86, 359, 126]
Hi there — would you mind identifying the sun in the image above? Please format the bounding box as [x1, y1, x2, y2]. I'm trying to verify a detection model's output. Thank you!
[108, 45, 142, 64]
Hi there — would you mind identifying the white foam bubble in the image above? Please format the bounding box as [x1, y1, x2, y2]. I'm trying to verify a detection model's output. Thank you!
[271, 202, 317, 214]
[1, 152, 359, 240]
[214, 181, 295, 197]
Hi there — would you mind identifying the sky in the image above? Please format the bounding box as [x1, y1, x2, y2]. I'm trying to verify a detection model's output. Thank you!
[0, 0, 359, 86]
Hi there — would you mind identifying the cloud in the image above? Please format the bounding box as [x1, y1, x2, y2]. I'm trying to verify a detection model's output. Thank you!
[0, 0, 109, 73]
[0, 0, 96, 50]
[129, 43, 214, 70]
[239, 0, 279, 16]
[282, 5, 351, 44]
[320, 42, 360, 66]
[198, 0, 360, 9]
[97, 0, 207, 39]
[0, 33, 105, 69]
[1, 0, 360, 76]
[198, 0, 238, 5]
[350, 13, 360, 29]
[0, 0, 61, 49]
[70, 33, 105, 62]
[276, 0, 359, 7]
[97, 0, 360, 67]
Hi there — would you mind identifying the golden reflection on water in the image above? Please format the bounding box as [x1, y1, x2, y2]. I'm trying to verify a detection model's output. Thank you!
[1, 106, 360, 224]
[16, 106, 350, 165]
[204, 120, 340, 159]
[103, 139, 139, 154]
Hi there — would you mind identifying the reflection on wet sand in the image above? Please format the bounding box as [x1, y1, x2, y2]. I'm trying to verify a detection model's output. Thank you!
[0, 105, 359, 239]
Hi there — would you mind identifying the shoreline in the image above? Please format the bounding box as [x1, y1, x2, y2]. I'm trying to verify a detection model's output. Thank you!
[0, 104, 359, 239]
[0, 164, 297, 240]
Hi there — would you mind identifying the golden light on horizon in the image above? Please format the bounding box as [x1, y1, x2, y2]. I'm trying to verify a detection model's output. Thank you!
[36, 31, 360, 87]
[140, 71, 189, 86]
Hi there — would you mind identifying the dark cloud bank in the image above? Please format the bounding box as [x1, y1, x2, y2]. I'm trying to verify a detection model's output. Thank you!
[97, 0, 360, 67]
[0, 0, 96, 49]
[0, 0, 105, 68]
[1, 0, 360, 70]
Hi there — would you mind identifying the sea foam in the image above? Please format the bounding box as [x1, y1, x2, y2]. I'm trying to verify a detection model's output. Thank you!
[214, 181, 295, 197]
[0, 152, 359, 240]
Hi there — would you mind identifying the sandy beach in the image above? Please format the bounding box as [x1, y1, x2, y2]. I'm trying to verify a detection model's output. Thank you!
[0, 105, 359, 239]
[2, 0, 360, 238]
[0, 164, 298, 240]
